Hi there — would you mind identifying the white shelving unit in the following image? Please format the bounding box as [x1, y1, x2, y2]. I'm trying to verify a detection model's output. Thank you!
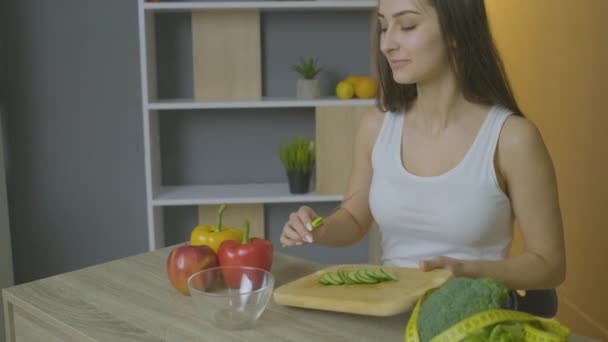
[153, 184, 342, 206]
[143, 1, 377, 11]
[147, 97, 375, 110]
[137, 0, 376, 251]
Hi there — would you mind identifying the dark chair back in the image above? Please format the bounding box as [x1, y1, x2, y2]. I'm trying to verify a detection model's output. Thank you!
[512, 289, 559, 318]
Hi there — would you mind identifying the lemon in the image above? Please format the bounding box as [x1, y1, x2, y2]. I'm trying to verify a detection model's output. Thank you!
[336, 81, 355, 100]
[354, 77, 377, 99]
[344, 75, 360, 87]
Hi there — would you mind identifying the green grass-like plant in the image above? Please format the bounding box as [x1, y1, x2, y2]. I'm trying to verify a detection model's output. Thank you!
[292, 57, 323, 80]
[279, 137, 316, 173]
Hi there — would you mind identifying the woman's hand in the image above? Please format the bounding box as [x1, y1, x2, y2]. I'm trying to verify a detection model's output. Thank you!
[419, 256, 466, 276]
[280, 206, 321, 247]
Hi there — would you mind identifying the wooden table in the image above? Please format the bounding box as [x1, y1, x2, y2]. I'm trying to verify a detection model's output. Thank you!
[3, 247, 597, 342]
[3, 247, 413, 341]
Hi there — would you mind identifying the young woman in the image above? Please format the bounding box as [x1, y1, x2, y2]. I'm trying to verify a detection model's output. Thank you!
[280, 0, 565, 291]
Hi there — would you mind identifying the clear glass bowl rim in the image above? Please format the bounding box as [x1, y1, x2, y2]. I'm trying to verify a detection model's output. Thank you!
[187, 265, 275, 297]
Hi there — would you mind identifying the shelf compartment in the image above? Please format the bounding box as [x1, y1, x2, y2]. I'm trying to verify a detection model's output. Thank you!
[147, 97, 375, 110]
[192, 10, 262, 101]
[144, 1, 377, 12]
[153, 183, 343, 206]
[316, 105, 372, 194]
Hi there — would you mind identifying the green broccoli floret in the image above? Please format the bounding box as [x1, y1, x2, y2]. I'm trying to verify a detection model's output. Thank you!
[417, 277, 511, 342]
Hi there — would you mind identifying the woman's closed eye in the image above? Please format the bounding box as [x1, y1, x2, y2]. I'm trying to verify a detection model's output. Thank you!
[379, 25, 417, 33]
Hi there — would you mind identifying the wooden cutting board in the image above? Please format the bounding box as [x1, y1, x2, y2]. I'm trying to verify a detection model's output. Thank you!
[273, 264, 452, 316]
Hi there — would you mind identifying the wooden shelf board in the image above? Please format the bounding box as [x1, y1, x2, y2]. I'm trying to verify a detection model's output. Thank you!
[147, 97, 375, 110]
[143, 1, 377, 12]
[153, 183, 343, 206]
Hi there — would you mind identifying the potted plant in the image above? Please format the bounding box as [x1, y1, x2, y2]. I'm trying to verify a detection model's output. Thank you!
[292, 57, 323, 100]
[279, 137, 316, 194]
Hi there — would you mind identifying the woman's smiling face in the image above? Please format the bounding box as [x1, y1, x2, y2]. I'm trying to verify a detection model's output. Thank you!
[377, 0, 451, 85]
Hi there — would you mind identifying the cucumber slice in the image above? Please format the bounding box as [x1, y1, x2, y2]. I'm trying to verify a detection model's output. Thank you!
[352, 270, 365, 283]
[329, 272, 344, 285]
[318, 268, 398, 285]
[365, 269, 378, 280]
[326, 273, 339, 285]
[368, 269, 389, 281]
[319, 272, 340, 285]
[339, 270, 353, 284]
[363, 269, 380, 281]
[355, 270, 378, 284]
[379, 268, 398, 281]
[347, 271, 360, 284]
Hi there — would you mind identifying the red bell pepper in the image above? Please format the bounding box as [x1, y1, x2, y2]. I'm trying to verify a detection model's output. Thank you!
[217, 220, 274, 289]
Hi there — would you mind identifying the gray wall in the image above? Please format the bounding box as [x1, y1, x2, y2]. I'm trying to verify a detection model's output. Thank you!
[0, 111, 12, 342]
[0, 101, 13, 342]
[2, 1, 372, 284]
[0, 4, 10, 339]
[3, 0, 148, 283]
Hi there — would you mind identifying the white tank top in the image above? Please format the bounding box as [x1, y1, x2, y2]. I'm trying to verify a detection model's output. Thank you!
[369, 105, 514, 267]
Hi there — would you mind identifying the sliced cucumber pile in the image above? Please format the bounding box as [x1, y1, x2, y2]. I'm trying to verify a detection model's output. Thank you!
[318, 268, 398, 285]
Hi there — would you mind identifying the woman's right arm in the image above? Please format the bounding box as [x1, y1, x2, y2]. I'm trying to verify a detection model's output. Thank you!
[279, 108, 385, 247]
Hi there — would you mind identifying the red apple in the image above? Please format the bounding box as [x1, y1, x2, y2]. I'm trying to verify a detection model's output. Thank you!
[166, 244, 218, 296]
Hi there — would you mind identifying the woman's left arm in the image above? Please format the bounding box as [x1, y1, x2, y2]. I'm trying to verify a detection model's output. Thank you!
[422, 116, 566, 290]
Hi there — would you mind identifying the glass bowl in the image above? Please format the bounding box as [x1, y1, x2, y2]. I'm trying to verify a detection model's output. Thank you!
[187, 266, 274, 330]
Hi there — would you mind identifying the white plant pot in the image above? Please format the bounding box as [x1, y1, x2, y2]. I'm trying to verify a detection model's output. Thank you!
[296, 79, 320, 100]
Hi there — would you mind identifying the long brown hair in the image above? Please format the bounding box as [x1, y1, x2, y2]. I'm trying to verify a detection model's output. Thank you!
[375, 0, 523, 116]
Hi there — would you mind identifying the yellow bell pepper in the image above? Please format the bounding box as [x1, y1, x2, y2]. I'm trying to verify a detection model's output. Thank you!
[190, 204, 243, 253]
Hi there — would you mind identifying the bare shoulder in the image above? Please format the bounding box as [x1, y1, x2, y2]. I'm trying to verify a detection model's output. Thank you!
[498, 114, 554, 177]
[499, 115, 546, 153]
[357, 107, 386, 150]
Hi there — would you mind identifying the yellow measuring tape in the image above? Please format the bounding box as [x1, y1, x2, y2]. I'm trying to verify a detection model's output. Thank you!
[405, 288, 571, 342]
